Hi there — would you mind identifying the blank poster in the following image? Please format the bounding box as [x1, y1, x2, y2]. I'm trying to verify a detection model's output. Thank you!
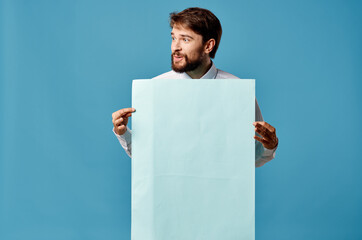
[132, 79, 255, 240]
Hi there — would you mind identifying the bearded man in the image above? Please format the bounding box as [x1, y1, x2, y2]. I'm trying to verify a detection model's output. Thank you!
[112, 7, 278, 167]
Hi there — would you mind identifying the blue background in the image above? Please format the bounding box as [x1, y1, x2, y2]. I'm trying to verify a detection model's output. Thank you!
[1, 0, 361, 239]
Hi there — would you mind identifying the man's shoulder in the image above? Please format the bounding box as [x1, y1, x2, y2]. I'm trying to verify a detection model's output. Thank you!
[216, 69, 240, 79]
[152, 70, 182, 79]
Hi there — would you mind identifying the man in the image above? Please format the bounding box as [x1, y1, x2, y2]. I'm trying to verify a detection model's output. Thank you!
[112, 7, 278, 167]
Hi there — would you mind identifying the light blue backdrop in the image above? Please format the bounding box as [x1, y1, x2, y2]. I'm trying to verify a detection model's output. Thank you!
[1, 0, 361, 239]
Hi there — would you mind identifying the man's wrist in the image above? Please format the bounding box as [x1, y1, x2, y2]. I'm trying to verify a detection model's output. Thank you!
[266, 137, 278, 150]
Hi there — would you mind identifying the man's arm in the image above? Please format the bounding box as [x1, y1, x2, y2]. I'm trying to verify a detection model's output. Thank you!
[113, 126, 132, 158]
[255, 138, 278, 167]
[112, 108, 135, 158]
[254, 99, 278, 167]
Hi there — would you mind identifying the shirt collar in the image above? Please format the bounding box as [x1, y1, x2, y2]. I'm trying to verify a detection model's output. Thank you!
[178, 61, 218, 79]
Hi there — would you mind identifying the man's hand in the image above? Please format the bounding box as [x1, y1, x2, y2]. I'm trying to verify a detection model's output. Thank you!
[253, 121, 278, 150]
[112, 108, 136, 135]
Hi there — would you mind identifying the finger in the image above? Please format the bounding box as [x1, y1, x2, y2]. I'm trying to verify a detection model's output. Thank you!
[117, 125, 127, 132]
[114, 117, 124, 126]
[255, 126, 272, 139]
[262, 122, 275, 135]
[255, 124, 274, 139]
[254, 121, 273, 131]
[112, 116, 124, 125]
[253, 121, 264, 127]
[254, 135, 268, 144]
[267, 125, 276, 135]
[253, 121, 268, 129]
[118, 108, 135, 118]
[113, 108, 135, 119]
[125, 113, 132, 118]
[255, 121, 276, 135]
[253, 122, 264, 131]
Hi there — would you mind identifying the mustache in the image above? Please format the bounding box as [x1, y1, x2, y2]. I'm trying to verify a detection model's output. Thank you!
[172, 52, 185, 57]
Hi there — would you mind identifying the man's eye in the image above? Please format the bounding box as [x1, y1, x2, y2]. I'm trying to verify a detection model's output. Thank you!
[172, 37, 175, 40]
[183, 38, 189, 42]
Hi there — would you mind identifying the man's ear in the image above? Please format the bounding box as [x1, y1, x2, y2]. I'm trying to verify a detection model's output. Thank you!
[204, 39, 215, 54]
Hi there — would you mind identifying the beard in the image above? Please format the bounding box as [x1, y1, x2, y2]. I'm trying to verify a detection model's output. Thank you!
[171, 51, 205, 73]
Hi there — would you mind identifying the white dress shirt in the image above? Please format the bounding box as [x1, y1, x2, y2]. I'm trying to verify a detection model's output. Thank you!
[114, 62, 277, 167]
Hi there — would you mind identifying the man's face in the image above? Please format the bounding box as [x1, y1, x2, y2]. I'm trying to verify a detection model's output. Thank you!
[171, 24, 206, 73]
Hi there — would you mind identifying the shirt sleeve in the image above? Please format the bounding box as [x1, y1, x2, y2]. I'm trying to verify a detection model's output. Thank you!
[254, 98, 277, 168]
[113, 126, 132, 158]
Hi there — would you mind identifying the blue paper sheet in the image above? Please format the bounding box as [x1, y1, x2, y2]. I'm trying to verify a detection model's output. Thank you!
[132, 79, 255, 240]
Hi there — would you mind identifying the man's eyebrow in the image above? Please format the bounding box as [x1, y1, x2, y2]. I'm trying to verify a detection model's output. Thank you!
[170, 32, 194, 39]
[180, 34, 194, 39]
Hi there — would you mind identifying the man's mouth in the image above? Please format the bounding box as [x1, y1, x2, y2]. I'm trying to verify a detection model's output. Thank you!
[173, 54, 184, 63]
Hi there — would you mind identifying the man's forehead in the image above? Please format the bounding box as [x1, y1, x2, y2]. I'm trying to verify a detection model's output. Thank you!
[171, 24, 199, 37]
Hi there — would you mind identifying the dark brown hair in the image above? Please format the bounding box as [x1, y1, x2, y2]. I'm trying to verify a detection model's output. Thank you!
[169, 7, 222, 59]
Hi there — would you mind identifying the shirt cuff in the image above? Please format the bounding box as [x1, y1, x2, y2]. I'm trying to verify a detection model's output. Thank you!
[263, 145, 277, 156]
[255, 144, 278, 168]
[113, 126, 132, 145]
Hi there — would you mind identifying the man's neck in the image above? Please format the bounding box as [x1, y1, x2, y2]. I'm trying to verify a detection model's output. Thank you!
[186, 58, 212, 79]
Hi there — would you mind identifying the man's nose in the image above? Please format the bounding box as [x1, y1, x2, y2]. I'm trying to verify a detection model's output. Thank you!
[171, 40, 181, 52]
